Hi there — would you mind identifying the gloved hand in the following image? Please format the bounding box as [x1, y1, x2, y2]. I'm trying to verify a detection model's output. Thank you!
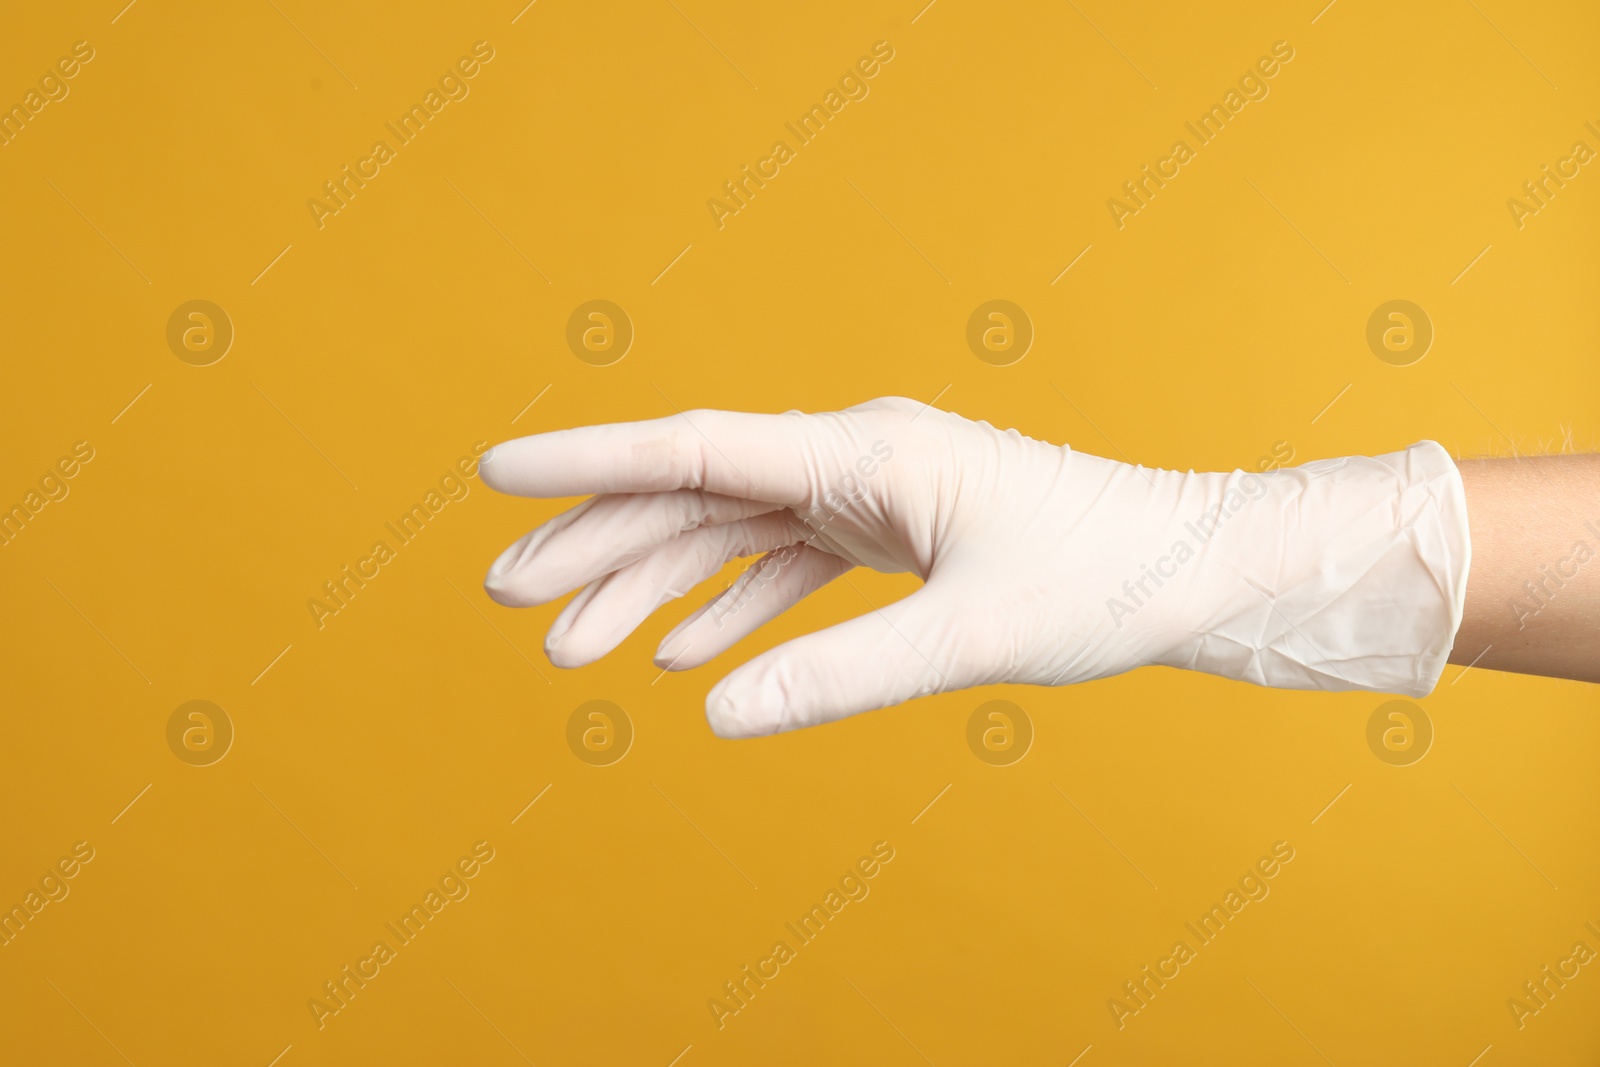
[479, 397, 1470, 738]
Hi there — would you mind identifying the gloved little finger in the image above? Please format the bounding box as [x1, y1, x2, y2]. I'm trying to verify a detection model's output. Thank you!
[485, 489, 781, 608]
[542, 511, 813, 668]
[654, 544, 854, 671]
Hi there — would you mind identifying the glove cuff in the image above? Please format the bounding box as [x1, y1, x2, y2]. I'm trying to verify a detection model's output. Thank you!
[1154, 441, 1472, 696]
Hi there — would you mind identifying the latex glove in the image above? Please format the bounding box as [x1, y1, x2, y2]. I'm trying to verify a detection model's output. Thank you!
[479, 397, 1470, 738]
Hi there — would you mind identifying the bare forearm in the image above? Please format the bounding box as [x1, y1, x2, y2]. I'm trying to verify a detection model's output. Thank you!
[1448, 454, 1600, 682]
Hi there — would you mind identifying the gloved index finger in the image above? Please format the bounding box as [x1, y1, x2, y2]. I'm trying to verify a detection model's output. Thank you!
[478, 408, 815, 503]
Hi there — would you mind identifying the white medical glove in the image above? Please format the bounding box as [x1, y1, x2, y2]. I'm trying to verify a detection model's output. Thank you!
[479, 397, 1470, 738]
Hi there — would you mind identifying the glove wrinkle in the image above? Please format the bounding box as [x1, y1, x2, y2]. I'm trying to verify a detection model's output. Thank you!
[482, 400, 1472, 736]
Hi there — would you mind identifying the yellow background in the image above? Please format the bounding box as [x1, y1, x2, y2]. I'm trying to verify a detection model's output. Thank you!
[2, 0, 1598, 1063]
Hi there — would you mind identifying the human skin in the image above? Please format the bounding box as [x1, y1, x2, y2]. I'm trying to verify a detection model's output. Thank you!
[1449, 454, 1600, 683]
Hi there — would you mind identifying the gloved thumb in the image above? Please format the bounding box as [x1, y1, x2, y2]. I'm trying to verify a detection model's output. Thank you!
[704, 584, 977, 738]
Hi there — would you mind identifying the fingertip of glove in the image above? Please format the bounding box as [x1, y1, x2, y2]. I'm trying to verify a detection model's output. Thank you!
[542, 626, 592, 670]
[483, 539, 525, 602]
[477, 445, 507, 488]
[654, 632, 708, 672]
[483, 545, 563, 609]
[482, 572, 517, 607]
[483, 571, 552, 609]
[705, 675, 776, 739]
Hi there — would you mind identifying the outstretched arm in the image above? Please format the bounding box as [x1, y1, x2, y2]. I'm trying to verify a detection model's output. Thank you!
[1450, 454, 1600, 683]
[477, 399, 1596, 737]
